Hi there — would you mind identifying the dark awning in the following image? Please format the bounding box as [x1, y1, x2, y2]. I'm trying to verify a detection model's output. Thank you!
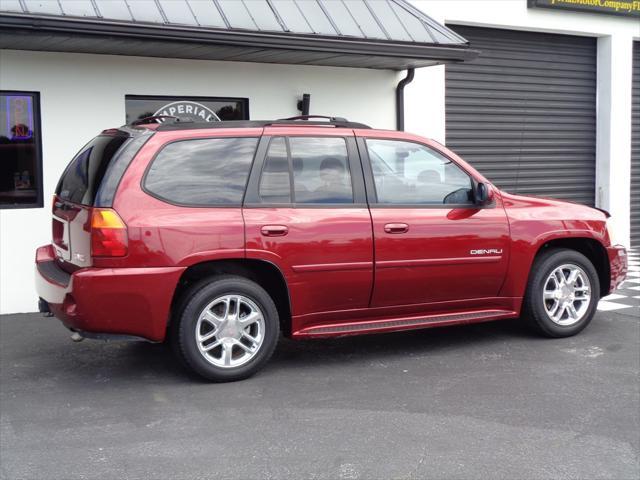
[0, 0, 478, 70]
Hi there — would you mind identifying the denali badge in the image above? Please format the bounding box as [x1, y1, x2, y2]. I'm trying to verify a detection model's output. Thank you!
[470, 249, 503, 255]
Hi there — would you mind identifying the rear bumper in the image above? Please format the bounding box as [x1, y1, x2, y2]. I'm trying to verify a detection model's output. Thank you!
[607, 245, 628, 294]
[35, 244, 185, 342]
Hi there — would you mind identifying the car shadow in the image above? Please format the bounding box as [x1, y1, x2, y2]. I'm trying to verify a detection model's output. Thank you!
[89, 317, 541, 383]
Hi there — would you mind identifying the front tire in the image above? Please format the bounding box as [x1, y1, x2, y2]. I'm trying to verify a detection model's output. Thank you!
[172, 275, 280, 382]
[522, 248, 600, 338]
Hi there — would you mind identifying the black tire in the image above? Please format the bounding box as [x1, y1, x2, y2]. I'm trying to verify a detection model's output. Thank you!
[171, 275, 280, 382]
[522, 248, 600, 338]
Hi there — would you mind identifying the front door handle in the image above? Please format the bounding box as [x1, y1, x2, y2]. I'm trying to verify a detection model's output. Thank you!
[261, 225, 289, 237]
[384, 223, 409, 234]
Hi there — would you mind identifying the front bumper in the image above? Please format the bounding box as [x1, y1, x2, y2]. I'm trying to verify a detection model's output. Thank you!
[35, 244, 185, 342]
[607, 245, 628, 294]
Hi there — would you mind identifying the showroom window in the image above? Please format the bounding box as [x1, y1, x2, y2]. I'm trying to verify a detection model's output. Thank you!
[0, 91, 43, 209]
[125, 95, 249, 124]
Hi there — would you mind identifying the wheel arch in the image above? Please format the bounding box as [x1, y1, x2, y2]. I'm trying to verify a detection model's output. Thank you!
[531, 237, 610, 298]
[168, 258, 292, 337]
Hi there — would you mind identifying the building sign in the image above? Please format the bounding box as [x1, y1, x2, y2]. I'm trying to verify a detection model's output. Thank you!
[125, 95, 249, 124]
[528, 0, 639, 17]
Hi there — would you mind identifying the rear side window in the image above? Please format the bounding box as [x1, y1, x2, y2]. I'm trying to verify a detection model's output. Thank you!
[144, 137, 258, 206]
[257, 136, 353, 205]
[56, 134, 129, 205]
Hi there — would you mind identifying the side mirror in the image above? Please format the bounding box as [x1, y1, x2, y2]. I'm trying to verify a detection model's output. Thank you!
[475, 182, 493, 205]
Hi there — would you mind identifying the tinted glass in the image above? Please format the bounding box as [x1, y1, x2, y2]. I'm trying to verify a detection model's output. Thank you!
[95, 130, 153, 207]
[0, 92, 42, 208]
[145, 137, 257, 206]
[56, 134, 129, 205]
[367, 139, 473, 205]
[290, 137, 353, 204]
[259, 138, 291, 204]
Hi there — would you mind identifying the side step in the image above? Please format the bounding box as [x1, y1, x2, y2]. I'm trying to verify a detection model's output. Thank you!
[293, 309, 517, 338]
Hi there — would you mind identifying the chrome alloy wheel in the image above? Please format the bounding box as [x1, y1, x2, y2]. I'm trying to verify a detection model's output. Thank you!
[542, 264, 592, 326]
[195, 295, 265, 368]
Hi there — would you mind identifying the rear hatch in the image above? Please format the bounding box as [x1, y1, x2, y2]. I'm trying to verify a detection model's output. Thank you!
[52, 128, 150, 270]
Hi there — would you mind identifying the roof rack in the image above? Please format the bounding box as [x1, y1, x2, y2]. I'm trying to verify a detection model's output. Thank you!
[132, 115, 194, 126]
[152, 115, 371, 131]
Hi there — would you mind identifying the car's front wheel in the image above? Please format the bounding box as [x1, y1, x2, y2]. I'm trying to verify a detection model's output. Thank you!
[172, 275, 280, 382]
[522, 248, 600, 337]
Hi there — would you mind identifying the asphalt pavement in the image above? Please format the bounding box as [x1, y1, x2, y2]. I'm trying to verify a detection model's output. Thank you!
[1, 309, 638, 480]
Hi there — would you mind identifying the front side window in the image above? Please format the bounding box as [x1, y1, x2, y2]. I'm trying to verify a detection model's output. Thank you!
[366, 139, 473, 205]
[257, 136, 353, 205]
[0, 92, 43, 208]
[145, 137, 258, 206]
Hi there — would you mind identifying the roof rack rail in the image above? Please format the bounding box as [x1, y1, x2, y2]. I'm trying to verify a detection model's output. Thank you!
[266, 115, 370, 129]
[131, 115, 193, 126]
[154, 117, 371, 131]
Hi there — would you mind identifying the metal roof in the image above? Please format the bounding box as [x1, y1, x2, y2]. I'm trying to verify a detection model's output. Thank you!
[0, 0, 478, 69]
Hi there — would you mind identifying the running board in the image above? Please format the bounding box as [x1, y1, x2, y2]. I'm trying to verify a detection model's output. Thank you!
[293, 309, 517, 338]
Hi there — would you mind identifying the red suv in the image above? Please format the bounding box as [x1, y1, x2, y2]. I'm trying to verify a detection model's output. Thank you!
[35, 116, 628, 381]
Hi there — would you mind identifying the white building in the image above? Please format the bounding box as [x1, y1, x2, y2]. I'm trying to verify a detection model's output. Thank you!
[0, 0, 638, 314]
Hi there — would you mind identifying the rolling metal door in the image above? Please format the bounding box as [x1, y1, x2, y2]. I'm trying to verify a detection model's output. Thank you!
[445, 25, 596, 206]
[631, 42, 640, 247]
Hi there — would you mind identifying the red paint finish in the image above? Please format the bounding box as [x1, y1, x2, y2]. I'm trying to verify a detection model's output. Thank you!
[35, 123, 627, 343]
[369, 202, 511, 307]
[243, 207, 374, 332]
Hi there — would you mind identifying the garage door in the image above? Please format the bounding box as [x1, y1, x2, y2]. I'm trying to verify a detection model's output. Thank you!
[632, 42, 640, 247]
[445, 25, 597, 206]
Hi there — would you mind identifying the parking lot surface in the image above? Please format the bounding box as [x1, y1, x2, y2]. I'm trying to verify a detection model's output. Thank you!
[1, 309, 638, 480]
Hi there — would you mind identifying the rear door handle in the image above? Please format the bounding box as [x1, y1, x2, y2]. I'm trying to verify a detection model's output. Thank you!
[261, 225, 289, 237]
[384, 223, 409, 234]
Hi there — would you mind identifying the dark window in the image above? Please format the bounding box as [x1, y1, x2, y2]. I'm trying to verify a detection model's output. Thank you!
[145, 137, 258, 206]
[125, 95, 249, 124]
[257, 136, 354, 205]
[290, 137, 353, 204]
[259, 137, 291, 204]
[0, 91, 43, 209]
[366, 139, 473, 205]
[56, 133, 130, 205]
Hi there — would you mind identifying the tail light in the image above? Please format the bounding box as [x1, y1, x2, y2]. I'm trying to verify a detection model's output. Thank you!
[90, 208, 128, 257]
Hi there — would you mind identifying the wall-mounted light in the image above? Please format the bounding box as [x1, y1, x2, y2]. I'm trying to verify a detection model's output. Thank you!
[297, 93, 310, 116]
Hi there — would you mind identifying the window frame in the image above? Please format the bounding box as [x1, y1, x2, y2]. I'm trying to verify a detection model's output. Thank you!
[357, 137, 489, 209]
[141, 135, 260, 208]
[125, 94, 250, 123]
[0, 90, 44, 210]
[244, 134, 367, 208]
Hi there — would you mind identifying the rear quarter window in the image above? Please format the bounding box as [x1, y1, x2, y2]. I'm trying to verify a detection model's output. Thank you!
[144, 137, 258, 206]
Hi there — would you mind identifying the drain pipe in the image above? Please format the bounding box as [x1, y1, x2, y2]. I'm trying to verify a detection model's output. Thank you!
[396, 68, 415, 131]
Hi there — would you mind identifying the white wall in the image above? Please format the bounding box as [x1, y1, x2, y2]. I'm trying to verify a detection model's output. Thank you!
[406, 0, 640, 247]
[0, 50, 397, 313]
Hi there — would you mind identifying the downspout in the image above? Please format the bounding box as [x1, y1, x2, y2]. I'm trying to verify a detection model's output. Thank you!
[396, 68, 415, 131]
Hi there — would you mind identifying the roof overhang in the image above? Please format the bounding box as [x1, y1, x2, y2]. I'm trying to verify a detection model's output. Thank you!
[0, 13, 478, 70]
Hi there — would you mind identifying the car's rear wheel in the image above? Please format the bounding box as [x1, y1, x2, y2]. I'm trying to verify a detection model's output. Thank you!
[522, 248, 600, 337]
[172, 275, 280, 382]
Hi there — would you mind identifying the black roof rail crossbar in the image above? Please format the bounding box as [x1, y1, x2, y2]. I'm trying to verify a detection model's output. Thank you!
[131, 115, 194, 126]
[279, 115, 349, 122]
[154, 118, 371, 131]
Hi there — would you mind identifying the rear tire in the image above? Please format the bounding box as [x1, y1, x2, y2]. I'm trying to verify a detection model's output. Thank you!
[522, 248, 600, 338]
[172, 275, 280, 382]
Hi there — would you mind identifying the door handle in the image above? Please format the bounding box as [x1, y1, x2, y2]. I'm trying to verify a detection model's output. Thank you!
[384, 223, 409, 234]
[260, 225, 289, 237]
